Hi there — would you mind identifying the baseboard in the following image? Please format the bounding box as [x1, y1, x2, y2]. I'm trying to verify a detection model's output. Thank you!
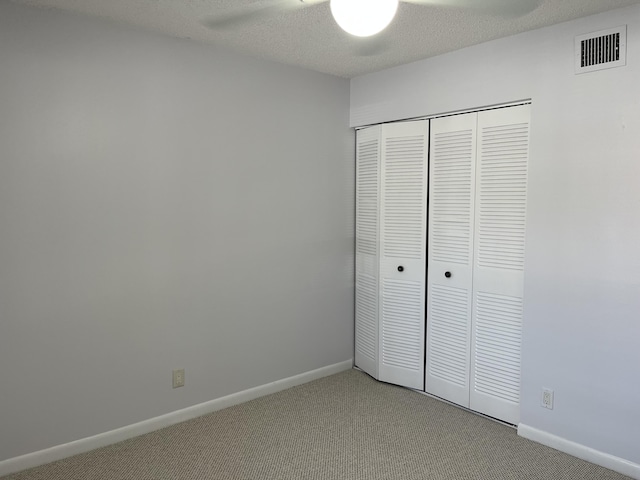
[518, 424, 640, 479]
[0, 359, 353, 477]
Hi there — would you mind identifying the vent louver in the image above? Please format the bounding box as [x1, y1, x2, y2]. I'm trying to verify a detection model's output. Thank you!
[575, 26, 626, 74]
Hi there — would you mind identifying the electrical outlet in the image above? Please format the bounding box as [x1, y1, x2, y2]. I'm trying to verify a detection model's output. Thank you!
[541, 388, 554, 409]
[172, 369, 185, 389]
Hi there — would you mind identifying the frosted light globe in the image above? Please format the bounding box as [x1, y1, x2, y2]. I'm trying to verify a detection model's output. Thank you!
[330, 0, 399, 37]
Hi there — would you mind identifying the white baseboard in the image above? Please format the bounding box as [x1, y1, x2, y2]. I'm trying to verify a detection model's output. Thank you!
[0, 359, 353, 477]
[518, 424, 640, 479]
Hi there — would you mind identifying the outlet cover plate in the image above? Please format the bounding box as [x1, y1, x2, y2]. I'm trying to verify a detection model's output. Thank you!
[172, 369, 185, 388]
[541, 388, 554, 409]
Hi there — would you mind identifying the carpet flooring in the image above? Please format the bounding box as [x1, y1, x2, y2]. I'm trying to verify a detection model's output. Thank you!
[2, 369, 631, 479]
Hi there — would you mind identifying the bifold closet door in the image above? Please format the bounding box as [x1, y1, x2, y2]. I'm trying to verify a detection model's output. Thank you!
[378, 121, 428, 390]
[355, 125, 381, 379]
[425, 113, 477, 407]
[469, 104, 530, 425]
[426, 104, 530, 425]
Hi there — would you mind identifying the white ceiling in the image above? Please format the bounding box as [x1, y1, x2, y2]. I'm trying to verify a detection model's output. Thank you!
[10, 0, 640, 78]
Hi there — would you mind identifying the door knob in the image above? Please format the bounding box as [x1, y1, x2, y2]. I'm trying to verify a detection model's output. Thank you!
[397, 266, 404, 272]
[445, 271, 451, 278]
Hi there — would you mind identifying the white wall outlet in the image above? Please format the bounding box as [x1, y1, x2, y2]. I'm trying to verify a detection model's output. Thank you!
[172, 369, 185, 389]
[541, 387, 554, 409]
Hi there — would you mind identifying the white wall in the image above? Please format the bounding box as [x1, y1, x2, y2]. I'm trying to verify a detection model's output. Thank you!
[0, 2, 353, 462]
[351, 4, 640, 468]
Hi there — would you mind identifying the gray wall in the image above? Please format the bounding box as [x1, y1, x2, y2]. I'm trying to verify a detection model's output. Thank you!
[0, 2, 354, 462]
[351, 5, 640, 467]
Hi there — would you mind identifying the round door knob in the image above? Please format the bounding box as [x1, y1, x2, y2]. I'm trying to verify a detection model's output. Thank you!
[397, 266, 404, 272]
[445, 271, 452, 278]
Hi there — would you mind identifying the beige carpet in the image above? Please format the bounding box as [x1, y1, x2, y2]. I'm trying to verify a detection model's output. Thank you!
[2, 369, 630, 480]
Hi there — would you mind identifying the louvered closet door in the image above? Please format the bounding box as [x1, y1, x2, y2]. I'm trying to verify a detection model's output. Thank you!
[426, 113, 477, 407]
[378, 121, 428, 389]
[470, 105, 530, 424]
[355, 125, 381, 379]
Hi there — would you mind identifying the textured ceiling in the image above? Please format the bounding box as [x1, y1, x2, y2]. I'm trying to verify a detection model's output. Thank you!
[10, 0, 640, 77]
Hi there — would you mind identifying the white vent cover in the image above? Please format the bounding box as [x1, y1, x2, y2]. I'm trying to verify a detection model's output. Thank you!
[575, 25, 626, 74]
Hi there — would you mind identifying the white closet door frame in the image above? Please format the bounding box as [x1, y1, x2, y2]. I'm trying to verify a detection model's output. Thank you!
[425, 112, 478, 407]
[378, 120, 428, 390]
[469, 104, 530, 425]
[355, 125, 381, 379]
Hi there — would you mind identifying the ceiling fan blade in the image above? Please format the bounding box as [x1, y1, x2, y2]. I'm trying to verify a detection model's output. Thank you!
[404, 0, 541, 17]
[202, 0, 306, 30]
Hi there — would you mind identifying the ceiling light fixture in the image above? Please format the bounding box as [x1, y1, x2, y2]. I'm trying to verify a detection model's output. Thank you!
[329, 0, 399, 37]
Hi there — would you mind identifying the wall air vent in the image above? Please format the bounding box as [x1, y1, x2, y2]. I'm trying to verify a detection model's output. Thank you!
[575, 25, 626, 74]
